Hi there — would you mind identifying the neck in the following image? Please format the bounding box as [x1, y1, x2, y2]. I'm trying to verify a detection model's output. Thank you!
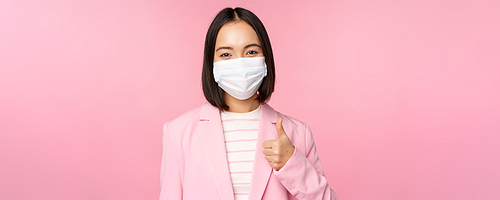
[224, 93, 260, 113]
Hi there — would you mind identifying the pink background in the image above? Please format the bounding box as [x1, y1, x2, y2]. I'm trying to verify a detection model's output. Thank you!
[1, 0, 499, 199]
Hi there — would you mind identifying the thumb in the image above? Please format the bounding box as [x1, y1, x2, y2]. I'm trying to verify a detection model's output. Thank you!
[276, 117, 287, 138]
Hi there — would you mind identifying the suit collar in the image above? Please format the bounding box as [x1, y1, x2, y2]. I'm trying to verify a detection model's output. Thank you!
[260, 103, 279, 124]
[198, 102, 280, 200]
[197, 103, 234, 200]
[248, 103, 279, 200]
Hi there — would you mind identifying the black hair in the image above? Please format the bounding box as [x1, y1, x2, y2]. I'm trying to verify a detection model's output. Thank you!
[202, 7, 275, 111]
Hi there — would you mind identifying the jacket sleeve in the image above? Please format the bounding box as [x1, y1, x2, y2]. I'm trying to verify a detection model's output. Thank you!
[273, 124, 339, 200]
[159, 122, 183, 200]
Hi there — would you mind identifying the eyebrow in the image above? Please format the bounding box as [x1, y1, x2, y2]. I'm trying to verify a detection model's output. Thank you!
[215, 43, 261, 52]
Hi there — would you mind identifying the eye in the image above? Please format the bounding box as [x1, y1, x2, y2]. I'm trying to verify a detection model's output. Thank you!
[220, 53, 231, 57]
[247, 50, 258, 55]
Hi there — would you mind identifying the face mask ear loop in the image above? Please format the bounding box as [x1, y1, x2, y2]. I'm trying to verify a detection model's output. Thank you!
[263, 62, 268, 77]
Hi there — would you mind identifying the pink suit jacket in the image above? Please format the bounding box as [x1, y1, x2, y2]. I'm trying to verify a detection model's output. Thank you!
[160, 102, 339, 200]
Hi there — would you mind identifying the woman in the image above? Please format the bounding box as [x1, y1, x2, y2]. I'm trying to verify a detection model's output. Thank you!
[160, 7, 339, 200]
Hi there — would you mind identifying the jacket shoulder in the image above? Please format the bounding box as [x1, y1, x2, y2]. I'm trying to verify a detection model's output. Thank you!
[163, 103, 213, 137]
[275, 110, 309, 130]
[166, 104, 204, 125]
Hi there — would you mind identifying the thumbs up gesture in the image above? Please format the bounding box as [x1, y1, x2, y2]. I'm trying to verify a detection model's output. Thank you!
[262, 117, 295, 171]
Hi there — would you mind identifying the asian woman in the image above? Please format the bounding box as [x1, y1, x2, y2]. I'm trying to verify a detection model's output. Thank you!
[160, 7, 339, 200]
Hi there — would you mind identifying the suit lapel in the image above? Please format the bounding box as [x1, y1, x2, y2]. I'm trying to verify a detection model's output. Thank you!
[248, 103, 279, 200]
[197, 103, 235, 200]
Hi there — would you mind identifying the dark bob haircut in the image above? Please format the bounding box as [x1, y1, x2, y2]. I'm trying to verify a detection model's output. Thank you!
[202, 7, 275, 111]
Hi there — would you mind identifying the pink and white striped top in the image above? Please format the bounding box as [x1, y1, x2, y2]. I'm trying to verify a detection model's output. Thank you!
[221, 105, 260, 200]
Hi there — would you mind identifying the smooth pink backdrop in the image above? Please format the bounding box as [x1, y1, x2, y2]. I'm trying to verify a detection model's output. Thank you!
[1, 0, 499, 199]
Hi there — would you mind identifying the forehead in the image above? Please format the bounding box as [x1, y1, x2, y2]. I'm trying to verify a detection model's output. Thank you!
[215, 21, 260, 47]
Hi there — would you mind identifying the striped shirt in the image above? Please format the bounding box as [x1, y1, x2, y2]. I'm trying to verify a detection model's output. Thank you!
[221, 105, 260, 200]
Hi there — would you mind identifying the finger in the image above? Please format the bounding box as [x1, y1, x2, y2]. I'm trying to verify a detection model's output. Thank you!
[262, 148, 274, 156]
[276, 118, 287, 138]
[265, 155, 273, 162]
[262, 140, 274, 149]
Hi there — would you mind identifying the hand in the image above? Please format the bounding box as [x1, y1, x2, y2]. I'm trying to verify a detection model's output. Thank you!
[262, 117, 295, 171]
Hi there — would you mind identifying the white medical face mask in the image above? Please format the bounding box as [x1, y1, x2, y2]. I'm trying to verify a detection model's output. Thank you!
[213, 57, 267, 100]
